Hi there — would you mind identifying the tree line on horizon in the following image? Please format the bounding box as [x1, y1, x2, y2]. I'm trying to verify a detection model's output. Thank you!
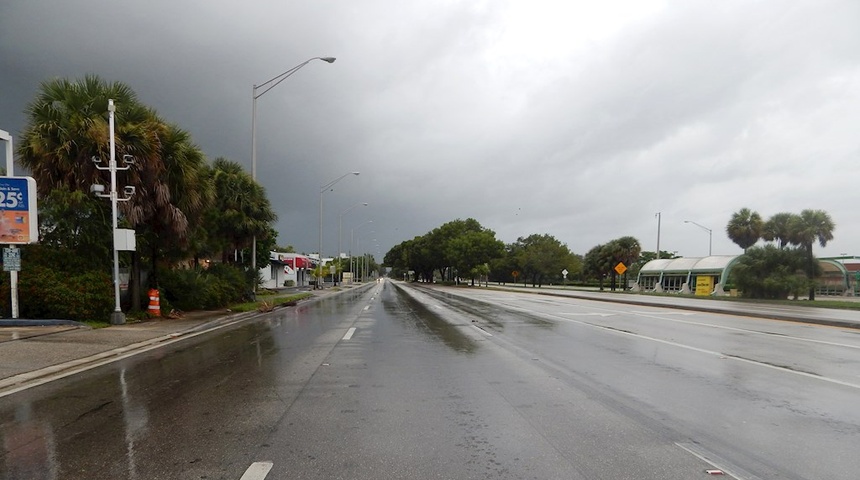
[384, 206, 839, 301]
[383, 218, 644, 290]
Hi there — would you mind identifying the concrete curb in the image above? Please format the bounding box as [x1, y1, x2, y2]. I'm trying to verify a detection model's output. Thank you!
[0, 319, 88, 327]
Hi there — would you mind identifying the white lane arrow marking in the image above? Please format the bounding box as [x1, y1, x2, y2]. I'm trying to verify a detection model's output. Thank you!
[240, 461, 273, 480]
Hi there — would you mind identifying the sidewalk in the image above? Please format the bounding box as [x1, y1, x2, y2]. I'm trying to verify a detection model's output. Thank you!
[0, 285, 360, 398]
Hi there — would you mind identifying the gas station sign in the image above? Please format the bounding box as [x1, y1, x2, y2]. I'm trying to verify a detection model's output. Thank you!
[0, 177, 38, 244]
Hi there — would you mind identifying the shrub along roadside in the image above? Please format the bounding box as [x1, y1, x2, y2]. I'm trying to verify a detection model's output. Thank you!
[0, 265, 114, 322]
[159, 264, 248, 312]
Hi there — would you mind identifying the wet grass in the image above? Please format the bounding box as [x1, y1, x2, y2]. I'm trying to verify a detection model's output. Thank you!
[83, 320, 111, 329]
[229, 292, 313, 312]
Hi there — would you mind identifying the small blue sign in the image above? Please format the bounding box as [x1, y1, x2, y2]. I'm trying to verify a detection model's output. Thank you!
[0, 177, 29, 211]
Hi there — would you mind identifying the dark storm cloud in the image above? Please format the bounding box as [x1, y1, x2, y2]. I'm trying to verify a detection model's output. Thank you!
[2, 0, 858, 259]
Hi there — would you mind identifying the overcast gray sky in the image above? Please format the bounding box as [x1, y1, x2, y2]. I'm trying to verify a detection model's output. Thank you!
[2, 0, 858, 261]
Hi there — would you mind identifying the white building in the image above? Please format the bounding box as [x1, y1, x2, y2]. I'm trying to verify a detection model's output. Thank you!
[260, 252, 318, 289]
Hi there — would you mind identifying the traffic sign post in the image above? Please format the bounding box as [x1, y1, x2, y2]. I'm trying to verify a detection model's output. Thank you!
[3, 247, 21, 271]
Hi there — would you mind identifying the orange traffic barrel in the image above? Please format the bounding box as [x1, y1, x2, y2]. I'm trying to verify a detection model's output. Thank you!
[148, 288, 161, 317]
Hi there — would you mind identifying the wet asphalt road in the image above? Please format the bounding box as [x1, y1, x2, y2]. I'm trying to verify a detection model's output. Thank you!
[1, 281, 858, 479]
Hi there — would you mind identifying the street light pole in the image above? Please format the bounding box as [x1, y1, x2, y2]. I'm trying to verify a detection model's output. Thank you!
[356, 232, 375, 282]
[655, 212, 661, 260]
[684, 220, 713, 256]
[319, 172, 360, 288]
[339, 202, 367, 283]
[250, 56, 335, 292]
[351, 222, 372, 282]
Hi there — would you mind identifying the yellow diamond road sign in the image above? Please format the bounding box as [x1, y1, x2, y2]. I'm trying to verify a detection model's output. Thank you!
[614, 262, 627, 275]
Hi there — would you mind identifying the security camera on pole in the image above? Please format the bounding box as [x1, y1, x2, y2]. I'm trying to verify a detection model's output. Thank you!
[91, 100, 137, 325]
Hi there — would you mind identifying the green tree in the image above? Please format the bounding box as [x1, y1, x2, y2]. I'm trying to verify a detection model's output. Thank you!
[609, 236, 641, 290]
[513, 234, 581, 287]
[383, 241, 410, 279]
[37, 187, 112, 270]
[762, 212, 797, 249]
[127, 123, 213, 308]
[17, 75, 160, 193]
[448, 229, 504, 285]
[788, 209, 835, 300]
[18, 75, 164, 313]
[429, 218, 485, 281]
[202, 158, 277, 267]
[489, 243, 523, 285]
[583, 243, 611, 290]
[582, 237, 640, 291]
[726, 207, 763, 252]
[732, 245, 809, 299]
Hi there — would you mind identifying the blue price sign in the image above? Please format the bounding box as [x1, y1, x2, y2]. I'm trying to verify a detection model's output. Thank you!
[0, 177, 38, 244]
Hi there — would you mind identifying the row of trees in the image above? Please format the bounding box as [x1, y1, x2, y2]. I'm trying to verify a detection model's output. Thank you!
[384, 218, 644, 289]
[582, 236, 642, 291]
[386, 206, 838, 301]
[4, 75, 280, 319]
[384, 219, 506, 284]
[727, 208, 836, 299]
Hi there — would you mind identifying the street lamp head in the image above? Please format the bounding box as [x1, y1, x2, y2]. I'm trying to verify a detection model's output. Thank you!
[362, 202, 368, 206]
[352, 171, 360, 176]
[320, 57, 337, 63]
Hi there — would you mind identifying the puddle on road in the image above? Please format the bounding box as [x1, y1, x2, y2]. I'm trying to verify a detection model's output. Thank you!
[415, 288, 557, 332]
[384, 288, 479, 355]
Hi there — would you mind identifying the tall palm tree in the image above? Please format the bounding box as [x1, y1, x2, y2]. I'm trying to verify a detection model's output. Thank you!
[788, 209, 835, 300]
[726, 207, 763, 252]
[762, 212, 798, 249]
[126, 124, 214, 307]
[204, 158, 276, 264]
[18, 75, 159, 194]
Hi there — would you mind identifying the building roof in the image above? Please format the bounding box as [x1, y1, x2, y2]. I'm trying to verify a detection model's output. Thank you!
[639, 255, 740, 274]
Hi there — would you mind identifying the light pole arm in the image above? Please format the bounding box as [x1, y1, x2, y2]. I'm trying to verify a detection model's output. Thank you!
[684, 220, 713, 256]
[254, 57, 336, 100]
[321, 171, 360, 193]
[318, 171, 359, 287]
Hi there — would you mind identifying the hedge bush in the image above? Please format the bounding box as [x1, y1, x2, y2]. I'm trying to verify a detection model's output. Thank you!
[159, 264, 248, 311]
[0, 265, 114, 321]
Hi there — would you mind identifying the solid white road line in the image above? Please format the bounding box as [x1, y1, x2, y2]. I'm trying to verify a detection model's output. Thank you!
[676, 442, 763, 480]
[343, 327, 356, 340]
[240, 461, 273, 480]
[471, 325, 493, 337]
[546, 312, 860, 390]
